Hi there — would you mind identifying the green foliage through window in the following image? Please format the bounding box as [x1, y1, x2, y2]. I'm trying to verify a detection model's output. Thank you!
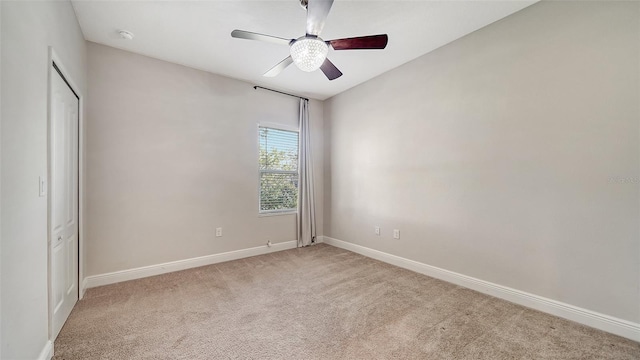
[259, 127, 299, 212]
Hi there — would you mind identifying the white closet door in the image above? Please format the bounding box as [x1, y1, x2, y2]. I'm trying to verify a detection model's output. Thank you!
[50, 65, 79, 339]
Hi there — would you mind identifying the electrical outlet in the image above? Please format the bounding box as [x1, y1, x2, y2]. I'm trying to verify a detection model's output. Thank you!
[393, 229, 400, 239]
[375, 226, 380, 236]
[216, 227, 222, 237]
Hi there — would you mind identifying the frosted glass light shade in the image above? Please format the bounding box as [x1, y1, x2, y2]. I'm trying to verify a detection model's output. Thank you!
[290, 38, 328, 72]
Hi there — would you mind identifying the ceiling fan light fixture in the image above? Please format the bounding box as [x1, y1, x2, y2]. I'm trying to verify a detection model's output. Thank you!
[290, 37, 328, 72]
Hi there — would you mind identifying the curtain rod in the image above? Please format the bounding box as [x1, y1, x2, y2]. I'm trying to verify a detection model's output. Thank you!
[253, 86, 309, 101]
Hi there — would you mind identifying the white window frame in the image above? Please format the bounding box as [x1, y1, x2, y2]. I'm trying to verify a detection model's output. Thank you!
[257, 122, 299, 216]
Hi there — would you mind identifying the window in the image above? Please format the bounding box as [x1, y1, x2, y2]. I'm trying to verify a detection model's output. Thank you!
[259, 126, 299, 213]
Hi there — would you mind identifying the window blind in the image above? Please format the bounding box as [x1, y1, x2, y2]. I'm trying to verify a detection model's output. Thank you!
[259, 127, 299, 212]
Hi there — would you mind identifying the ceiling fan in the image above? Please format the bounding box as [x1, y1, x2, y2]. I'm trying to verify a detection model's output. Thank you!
[231, 0, 388, 81]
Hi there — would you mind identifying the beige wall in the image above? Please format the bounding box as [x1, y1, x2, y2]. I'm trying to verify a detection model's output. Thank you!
[85, 42, 323, 277]
[324, 1, 639, 323]
[0, 2, 3, 358]
[0, 1, 3, 358]
[1, 0, 87, 358]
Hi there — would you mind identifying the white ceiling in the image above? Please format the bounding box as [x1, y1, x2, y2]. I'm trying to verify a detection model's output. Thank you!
[72, 0, 537, 100]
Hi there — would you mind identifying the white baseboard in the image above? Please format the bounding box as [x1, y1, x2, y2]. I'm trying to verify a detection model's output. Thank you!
[38, 340, 53, 360]
[84, 240, 297, 289]
[80, 277, 88, 299]
[323, 236, 640, 342]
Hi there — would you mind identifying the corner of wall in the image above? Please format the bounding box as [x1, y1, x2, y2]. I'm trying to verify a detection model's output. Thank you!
[321, 99, 332, 238]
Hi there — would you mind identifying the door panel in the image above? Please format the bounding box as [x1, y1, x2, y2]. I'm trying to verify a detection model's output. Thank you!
[50, 65, 79, 339]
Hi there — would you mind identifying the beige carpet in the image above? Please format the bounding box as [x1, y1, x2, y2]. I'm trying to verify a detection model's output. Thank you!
[54, 244, 639, 359]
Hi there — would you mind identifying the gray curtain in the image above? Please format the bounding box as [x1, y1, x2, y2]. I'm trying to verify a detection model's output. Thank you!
[297, 98, 316, 247]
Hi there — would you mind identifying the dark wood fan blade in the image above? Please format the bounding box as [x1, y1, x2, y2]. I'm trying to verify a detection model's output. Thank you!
[320, 58, 342, 80]
[306, 0, 334, 36]
[231, 30, 292, 46]
[329, 34, 388, 50]
[264, 56, 294, 77]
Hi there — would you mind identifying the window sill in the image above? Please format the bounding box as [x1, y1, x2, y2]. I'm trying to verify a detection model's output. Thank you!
[258, 211, 297, 218]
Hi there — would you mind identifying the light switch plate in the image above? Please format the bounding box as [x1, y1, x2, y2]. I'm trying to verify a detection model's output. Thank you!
[39, 176, 47, 197]
[393, 229, 400, 239]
